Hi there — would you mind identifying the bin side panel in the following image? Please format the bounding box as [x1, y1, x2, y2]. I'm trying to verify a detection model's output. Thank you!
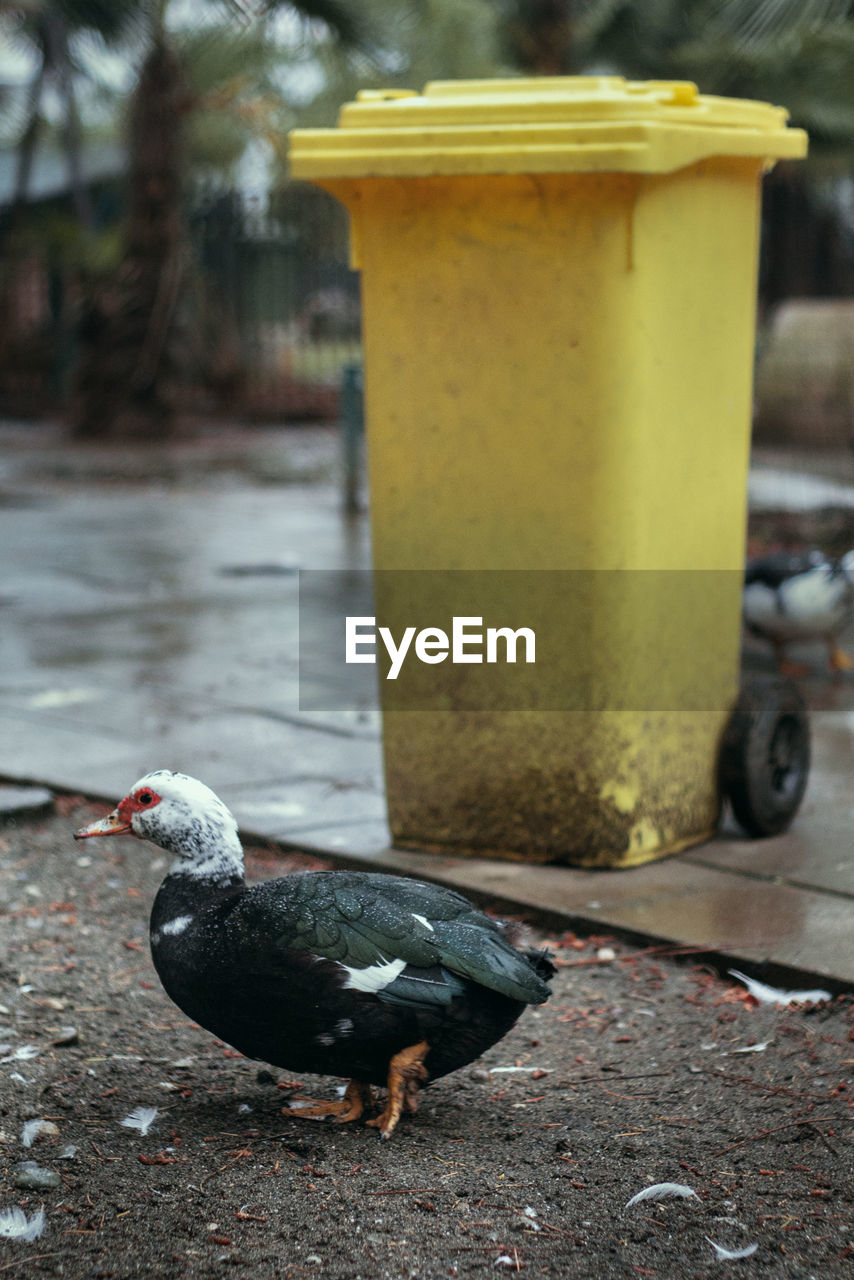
[343, 172, 644, 571]
[324, 162, 763, 864]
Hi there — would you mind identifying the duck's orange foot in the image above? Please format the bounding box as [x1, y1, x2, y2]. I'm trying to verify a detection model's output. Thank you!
[282, 1079, 373, 1124]
[367, 1040, 430, 1140]
[828, 643, 854, 675]
[403, 1078, 421, 1115]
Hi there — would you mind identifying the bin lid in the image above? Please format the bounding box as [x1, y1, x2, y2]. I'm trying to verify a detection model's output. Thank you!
[289, 76, 807, 179]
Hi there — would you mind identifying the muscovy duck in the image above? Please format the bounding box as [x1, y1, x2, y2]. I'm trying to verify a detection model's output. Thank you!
[743, 549, 854, 676]
[74, 771, 554, 1138]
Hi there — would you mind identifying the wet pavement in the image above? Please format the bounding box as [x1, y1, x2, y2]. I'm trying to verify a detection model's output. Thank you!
[2, 421, 854, 986]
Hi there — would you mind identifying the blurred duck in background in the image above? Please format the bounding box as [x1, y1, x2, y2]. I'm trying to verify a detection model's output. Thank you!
[743, 550, 854, 677]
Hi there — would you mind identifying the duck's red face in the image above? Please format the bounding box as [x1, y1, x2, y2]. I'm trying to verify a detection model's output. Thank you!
[72, 771, 242, 869]
[75, 785, 163, 840]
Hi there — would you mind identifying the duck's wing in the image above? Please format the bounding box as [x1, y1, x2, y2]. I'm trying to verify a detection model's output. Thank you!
[234, 871, 552, 1010]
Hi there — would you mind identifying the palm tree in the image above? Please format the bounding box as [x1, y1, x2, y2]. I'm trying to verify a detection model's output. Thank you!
[4, 0, 140, 228]
[72, 0, 364, 437]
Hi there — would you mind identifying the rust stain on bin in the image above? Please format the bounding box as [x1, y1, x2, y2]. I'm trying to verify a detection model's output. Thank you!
[383, 709, 722, 867]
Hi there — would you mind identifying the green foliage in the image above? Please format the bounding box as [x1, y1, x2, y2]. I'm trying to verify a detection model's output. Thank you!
[497, 0, 574, 75]
[51, 0, 142, 39]
[179, 23, 279, 97]
[6, 205, 123, 273]
[259, 0, 367, 46]
[282, 0, 503, 133]
[564, 0, 854, 146]
[177, 24, 294, 176]
[2, 0, 142, 40]
[279, 0, 854, 151]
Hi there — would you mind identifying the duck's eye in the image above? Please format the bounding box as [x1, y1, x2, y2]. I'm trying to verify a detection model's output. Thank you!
[138, 791, 154, 806]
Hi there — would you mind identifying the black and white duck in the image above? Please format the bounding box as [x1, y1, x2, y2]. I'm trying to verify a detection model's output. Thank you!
[74, 771, 554, 1138]
[743, 549, 854, 676]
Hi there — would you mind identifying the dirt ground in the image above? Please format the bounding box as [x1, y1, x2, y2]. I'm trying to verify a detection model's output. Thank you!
[0, 797, 852, 1280]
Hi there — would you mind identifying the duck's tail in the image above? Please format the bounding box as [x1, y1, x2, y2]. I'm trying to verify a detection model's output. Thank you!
[524, 947, 557, 985]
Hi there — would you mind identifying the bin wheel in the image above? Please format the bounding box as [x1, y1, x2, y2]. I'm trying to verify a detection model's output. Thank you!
[720, 677, 810, 838]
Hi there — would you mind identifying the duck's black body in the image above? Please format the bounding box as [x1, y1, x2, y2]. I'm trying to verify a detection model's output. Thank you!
[150, 868, 553, 1088]
[76, 771, 554, 1136]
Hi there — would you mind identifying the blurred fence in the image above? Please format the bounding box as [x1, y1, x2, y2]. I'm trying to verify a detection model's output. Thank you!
[2, 165, 854, 439]
[190, 184, 361, 419]
[0, 248, 61, 415]
[0, 181, 361, 421]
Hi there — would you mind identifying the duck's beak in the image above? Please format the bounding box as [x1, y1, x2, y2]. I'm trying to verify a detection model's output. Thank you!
[74, 810, 132, 839]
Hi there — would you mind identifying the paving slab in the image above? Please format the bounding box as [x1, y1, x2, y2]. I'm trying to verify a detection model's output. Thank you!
[1, 422, 853, 986]
[685, 706, 854, 899]
[0, 783, 54, 819]
[227, 774, 387, 837]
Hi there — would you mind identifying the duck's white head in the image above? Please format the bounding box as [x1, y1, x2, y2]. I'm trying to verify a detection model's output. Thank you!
[75, 771, 244, 880]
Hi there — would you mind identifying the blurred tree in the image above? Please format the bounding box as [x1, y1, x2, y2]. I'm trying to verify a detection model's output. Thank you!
[72, 0, 364, 437]
[284, 0, 502, 133]
[567, 0, 854, 302]
[22, 0, 854, 432]
[566, 0, 854, 145]
[499, 0, 574, 74]
[2, 0, 140, 227]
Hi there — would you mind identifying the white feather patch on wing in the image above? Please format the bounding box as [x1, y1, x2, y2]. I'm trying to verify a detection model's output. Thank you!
[339, 957, 407, 994]
[0, 1206, 46, 1242]
[160, 915, 193, 937]
[411, 913, 434, 932]
[625, 1182, 699, 1208]
[120, 1106, 159, 1135]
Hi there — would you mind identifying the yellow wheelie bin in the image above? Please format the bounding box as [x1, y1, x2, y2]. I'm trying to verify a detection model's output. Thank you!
[289, 77, 807, 866]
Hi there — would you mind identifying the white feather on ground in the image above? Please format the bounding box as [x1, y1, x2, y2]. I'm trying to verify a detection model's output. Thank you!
[625, 1182, 699, 1208]
[728, 1040, 773, 1054]
[705, 1238, 759, 1260]
[21, 1119, 59, 1148]
[0, 1206, 46, 1242]
[728, 969, 831, 1006]
[0, 1044, 40, 1063]
[119, 1106, 158, 1135]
